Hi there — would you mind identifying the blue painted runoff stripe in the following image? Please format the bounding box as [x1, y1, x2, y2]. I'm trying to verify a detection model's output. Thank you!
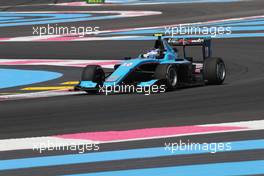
[0, 13, 91, 27]
[0, 69, 62, 89]
[0, 12, 138, 27]
[106, 25, 264, 36]
[65, 160, 264, 176]
[0, 16, 23, 21]
[109, 33, 264, 40]
[103, 17, 264, 36]
[214, 19, 264, 27]
[0, 139, 263, 171]
[203, 18, 264, 26]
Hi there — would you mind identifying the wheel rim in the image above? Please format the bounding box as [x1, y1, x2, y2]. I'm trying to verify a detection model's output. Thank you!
[217, 62, 226, 81]
[168, 67, 177, 87]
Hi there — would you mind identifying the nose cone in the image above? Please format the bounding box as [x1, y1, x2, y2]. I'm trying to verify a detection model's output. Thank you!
[105, 60, 138, 84]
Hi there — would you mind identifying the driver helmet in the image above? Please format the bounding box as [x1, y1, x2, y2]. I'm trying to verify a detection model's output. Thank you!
[143, 48, 160, 58]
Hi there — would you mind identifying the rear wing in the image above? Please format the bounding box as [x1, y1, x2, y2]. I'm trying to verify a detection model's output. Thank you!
[153, 33, 211, 46]
[164, 37, 212, 59]
[153, 34, 212, 59]
[166, 38, 211, 47]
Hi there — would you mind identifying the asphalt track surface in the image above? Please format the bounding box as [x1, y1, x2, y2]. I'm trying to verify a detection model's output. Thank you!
[0, 0, 264, 175]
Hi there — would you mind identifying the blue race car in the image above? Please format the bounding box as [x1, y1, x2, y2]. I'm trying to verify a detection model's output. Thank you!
[75, 35, 226, 94]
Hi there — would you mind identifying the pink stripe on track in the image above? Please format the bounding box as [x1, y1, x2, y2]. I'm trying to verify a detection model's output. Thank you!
[0, 38, 10, 41]
[69, 61, 121, 67]
[55, 125, 246, 142]
[40, 36, 81, 41]
[0, 60, 62, 65]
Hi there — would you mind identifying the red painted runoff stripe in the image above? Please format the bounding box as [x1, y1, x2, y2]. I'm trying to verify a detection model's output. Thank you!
[40, 36, 81, 41]
[0, 59, 62, 65]
[1, 120, 262, 151]
[55, 125, 246, 142]
[0, 59, 120, 68]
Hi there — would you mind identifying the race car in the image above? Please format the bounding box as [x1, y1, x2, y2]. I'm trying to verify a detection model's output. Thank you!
[75, 34, 226, 94]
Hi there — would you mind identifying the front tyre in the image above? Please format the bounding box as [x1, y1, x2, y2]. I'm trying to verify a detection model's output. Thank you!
[81, 65, 105, 94]
[204, 57, 226, 85]
[154, 64, 178, 91]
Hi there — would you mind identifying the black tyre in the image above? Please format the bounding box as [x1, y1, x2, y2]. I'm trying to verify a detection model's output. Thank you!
[81, 65, 105, 93]
[154, 64, 178, 91]
[204, 57, 226, 85]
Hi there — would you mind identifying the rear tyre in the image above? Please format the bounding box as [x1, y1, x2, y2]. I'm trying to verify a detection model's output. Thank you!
[154, 64, 178, 91]
[81, 65, 105, 93]
[204, 57, 226, 85]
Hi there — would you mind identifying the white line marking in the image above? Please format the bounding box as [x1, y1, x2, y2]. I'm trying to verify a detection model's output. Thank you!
[1, 14, 262, 42]
[52, 0, 247, 6]
[0, 90, 84, 102]
[0, 137, 96, 152]
[0, 120, 263, 152]
[202, 120, 264, 130]
[0, 59, 120, 68]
